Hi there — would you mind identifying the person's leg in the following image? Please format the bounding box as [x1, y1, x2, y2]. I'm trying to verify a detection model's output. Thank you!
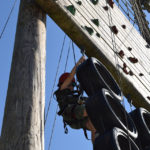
[74, 104, 96, 143]
[85, 118, 96, 143]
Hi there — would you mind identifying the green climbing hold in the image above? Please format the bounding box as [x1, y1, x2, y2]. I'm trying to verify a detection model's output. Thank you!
[84, 26, 94, 35]
[76, 1, 82, 5]
[90, 0, 99, 5]
[96, 32, 101, 38]
[66, 5, 76, 15]
[91, 19, 99, 27]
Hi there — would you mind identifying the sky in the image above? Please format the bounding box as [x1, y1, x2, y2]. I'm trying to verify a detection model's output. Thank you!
[0, 1, 149, 150]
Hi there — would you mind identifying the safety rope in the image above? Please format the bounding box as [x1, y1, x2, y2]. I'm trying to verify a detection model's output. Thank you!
[72, 41, 77, 65]
[129, 0, 150, 44]
[106, 1, 132, 149]
[44, 34, 66, 125]
[64, 40, 72, 72]
[116, 0, 135, 23]
[47, 37, 76, 150]
[48, 105, 59, 150]
[0, 0, 18, 39]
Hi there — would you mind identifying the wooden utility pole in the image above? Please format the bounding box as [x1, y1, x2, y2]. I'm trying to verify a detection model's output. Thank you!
[0, 0, 46, 150]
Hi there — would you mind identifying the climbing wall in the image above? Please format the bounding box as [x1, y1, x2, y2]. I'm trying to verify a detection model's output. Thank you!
[35, 0, 150, 111]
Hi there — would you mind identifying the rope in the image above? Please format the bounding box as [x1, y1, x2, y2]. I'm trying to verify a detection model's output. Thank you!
[47, 105, 59, 150]
[130, 0, 150, 44]
[47, 38, 74, 150]
[115, 0, 135, 24]
[121, 98, 132, 150]
[72, 41, 77, 65]
[106, 1, 132, 149]
[0, 0, 18, 39]
[64, 40, 71, 72]
[44, 34, 66, 125]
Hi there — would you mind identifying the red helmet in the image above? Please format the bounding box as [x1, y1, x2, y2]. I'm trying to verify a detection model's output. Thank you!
[58, 72, 75, 86]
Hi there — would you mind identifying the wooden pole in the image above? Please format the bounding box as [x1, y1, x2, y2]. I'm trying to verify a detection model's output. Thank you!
[0, 0, 46, 150]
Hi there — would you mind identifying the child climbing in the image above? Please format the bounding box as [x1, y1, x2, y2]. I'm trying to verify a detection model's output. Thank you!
[54, 56, 96, 143]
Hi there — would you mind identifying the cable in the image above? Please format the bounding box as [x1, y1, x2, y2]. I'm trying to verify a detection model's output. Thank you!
[106, 1, 132, 149]
[47, 105, 59, 150]
[47, 38, 74, 150]
[64, 40, 71, 72]
[72, 41, 77, 65]
[44, 34, 66, 125]
[0, 0, 18, 39]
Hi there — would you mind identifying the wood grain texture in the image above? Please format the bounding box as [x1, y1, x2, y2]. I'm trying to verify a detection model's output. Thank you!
[35, 0, 150, 111]
[0, 0, 46, 150]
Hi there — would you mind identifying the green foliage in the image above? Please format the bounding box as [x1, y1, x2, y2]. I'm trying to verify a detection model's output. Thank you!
[66, 5, 76, 15]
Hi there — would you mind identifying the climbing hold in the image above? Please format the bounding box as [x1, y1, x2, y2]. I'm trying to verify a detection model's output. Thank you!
[110, 25, 118, 34]
[106, 0, 114, 8]
[145, 44, 150, 48]
[76, 1, 82, 5]
[84, 26, 94, 35]
[122, 63, 129, 75]
[139, 73, 144, 76]
[128, 57, 138, 63]
[129, 70, 134, 76]
[66, 5, 76, 15]
[91, 19, 99, 27]
[128, 47, 132, 51]
[118, 50, 124, 58]
[123, 67, 129, 75]
[121, 25, 126, 29]
[103, 6, 109, 11]
[90, 0, 99, 5]
[96, 32, 101, 38]
[123, 63, 127, 68]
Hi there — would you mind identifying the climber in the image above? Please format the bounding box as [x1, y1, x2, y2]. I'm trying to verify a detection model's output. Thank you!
[54, 56, 96, 143]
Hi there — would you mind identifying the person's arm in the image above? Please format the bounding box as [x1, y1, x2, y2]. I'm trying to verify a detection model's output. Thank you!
[60, 56, 85, 90]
